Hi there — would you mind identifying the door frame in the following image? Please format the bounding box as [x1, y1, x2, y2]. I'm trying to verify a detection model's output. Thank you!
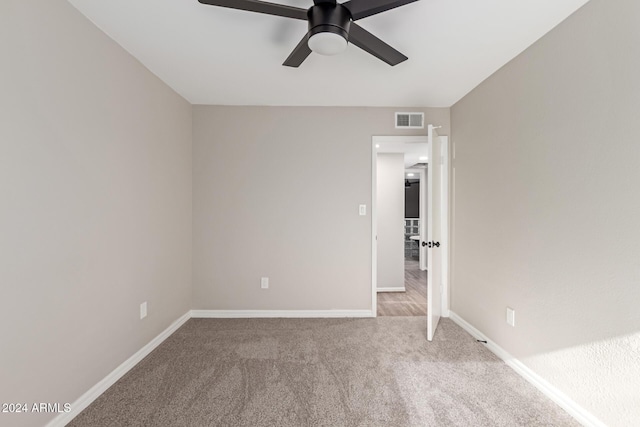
[440, 137, 450, 317]
[371, 135, 450, 316]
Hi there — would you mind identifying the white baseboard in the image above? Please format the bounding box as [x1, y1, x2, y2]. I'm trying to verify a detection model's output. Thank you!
[448, 311, 606, 427]
[46, 311, 191, 427]
[191, 309, 375, 318]
[376, 287, 406, 293]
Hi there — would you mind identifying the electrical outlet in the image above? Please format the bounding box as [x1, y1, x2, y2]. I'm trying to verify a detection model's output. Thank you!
[261, 277, 269, 289]
[506, 307, 515, 327]
[140, 302, 147, 319]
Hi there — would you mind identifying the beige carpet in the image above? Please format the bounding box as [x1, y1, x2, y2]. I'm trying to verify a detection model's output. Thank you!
[69, 318, 578, 426]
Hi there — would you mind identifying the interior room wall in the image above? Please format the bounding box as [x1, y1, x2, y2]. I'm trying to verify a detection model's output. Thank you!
[0, 1, 192, 426]
[193, 106, 449, 311]
[376, 154, 405, 290]
[451, 0, 640, 425]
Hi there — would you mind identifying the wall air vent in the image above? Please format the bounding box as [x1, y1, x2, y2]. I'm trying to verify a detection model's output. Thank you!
[395, 112, 424, 129]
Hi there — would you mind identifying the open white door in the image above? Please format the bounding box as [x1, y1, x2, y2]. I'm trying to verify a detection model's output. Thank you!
[427, 125, 442, 341]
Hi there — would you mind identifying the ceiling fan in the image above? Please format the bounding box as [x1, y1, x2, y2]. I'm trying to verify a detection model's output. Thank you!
[197, 0, 419, 67]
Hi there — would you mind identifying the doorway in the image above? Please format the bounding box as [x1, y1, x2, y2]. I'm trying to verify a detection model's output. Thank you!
[372, 136, 428, 316]
[371, 134, 450, 329]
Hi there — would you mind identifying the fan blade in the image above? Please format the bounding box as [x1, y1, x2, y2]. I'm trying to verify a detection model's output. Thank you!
[283, 34, 312, 67]
[342, 0, 418, 20]
[348, 23, 407, 66]
[197, 0, 307, 20]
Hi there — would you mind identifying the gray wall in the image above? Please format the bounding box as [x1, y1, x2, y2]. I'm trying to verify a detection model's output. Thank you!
[193, 106, 449, 310]
[451, 0, 640, 425]
[0, 1, 193, 426]
[376, 154, 405, 290]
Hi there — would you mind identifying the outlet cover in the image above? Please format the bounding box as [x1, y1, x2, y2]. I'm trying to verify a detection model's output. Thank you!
[506, 307, 515, 327]
[140, 302, 147, 319]
[261, 277, 269, 289]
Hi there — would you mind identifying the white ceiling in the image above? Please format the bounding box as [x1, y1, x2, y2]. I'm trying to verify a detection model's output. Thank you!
[67, 0, 589, 107]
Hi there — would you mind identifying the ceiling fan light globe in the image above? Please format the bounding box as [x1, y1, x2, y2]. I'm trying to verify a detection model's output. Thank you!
[308, 32, 348, 56]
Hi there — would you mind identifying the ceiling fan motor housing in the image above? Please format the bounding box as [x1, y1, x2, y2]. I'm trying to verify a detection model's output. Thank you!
[307, 3, 352, 41]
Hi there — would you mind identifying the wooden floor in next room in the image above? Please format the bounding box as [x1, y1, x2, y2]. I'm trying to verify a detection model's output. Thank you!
[377, 259, 427, 316]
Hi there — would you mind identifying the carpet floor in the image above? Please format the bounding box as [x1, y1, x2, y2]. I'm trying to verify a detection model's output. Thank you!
[69, 317, 578, 427]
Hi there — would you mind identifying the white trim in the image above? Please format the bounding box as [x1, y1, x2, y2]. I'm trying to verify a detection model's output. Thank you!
[448, 311, 606, 427]
[440, 136, 450, 317]
[371, 139, 378, 316]
[46, 311, 191, 427]
[450, 165, 456, 320]
[191, 310, 375, 318]
[376, 287, 406, 293]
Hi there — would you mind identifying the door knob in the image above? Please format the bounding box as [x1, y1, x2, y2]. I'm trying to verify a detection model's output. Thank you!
[421, 241, 440, 248]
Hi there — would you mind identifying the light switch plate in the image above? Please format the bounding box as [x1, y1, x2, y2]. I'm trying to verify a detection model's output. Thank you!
[359, 204, 366, 216]
[506, 307, 515, 327]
